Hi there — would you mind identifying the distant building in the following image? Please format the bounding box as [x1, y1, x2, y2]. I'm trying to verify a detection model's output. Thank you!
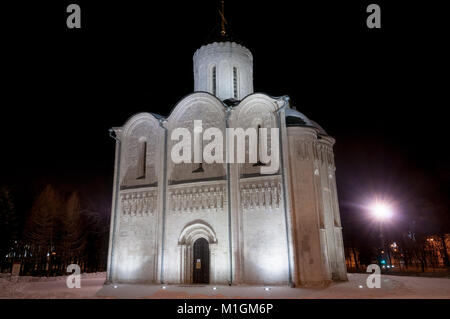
[345, 234, 450, 272]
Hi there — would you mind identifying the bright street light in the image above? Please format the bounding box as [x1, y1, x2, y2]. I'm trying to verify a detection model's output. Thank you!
[370, 201, 393, 221]
[368, 198, 395, 269]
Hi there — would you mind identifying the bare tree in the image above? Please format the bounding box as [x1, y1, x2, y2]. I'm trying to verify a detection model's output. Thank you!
[0, 187, 19, 272]
[24, 185, 62, 275]
[60, 191, 86, 271]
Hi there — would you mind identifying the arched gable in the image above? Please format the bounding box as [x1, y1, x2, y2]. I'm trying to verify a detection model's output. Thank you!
[167, 92, 226, 124]
[230, 94, 283, 177]
[231, 93, 281, 127]
[166, 93, 227, 185]
[120, 113, 163, 188]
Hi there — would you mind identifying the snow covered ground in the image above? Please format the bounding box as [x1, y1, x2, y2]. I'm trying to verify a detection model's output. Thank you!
[1, 273, 449, 299]
[0, 272, 106, 299]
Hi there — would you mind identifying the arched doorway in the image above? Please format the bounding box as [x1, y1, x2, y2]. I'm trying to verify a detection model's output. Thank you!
[193, 238, 210, 284]
[178, 221, 217, 284]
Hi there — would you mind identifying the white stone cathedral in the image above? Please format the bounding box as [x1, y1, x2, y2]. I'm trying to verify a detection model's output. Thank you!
[106, 22, 347, 287]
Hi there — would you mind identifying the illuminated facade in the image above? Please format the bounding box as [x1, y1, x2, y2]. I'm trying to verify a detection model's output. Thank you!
[106, 38, 347, 287]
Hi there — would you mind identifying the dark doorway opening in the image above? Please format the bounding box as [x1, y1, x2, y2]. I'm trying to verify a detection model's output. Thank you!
[193, 238, 210, 284]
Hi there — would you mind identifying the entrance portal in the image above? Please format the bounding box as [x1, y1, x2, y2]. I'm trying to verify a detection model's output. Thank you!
[192, 238, 209, 284]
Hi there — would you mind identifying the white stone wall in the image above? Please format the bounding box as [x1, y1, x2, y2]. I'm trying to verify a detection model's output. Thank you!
[193, 42, 254, 100]
[286, 127, 347, 286]
[163, 181, 230, 284]
[229, 94, 290, 284]
[160, 93, 230, 285]
[114, 188, 158, 283]
[239, 176, 289, 284]
[315, 138, 347, 281]
[107, 92, 347, 286]
[109, 113, 164, 284]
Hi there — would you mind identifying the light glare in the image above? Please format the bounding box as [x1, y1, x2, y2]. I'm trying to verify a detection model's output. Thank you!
[370, 201, 393, 220]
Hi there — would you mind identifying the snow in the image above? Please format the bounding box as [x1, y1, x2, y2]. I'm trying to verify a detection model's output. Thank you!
[1, 273, 449, 299]
[0, 273, 107, 299]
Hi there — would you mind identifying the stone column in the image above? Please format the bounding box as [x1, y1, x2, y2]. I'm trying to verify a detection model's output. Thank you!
[278, 103, 296, 286]
[329, 159, 348, 281]
[106, 128, 123, 284]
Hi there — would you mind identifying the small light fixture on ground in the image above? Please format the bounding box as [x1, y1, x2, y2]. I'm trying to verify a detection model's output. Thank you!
[264, 287, 271, 291]
[358, 285, 363, 289]
[213, 287, 217, 290]
[162, 286, 167, 290]
[113, 285, 118, 289]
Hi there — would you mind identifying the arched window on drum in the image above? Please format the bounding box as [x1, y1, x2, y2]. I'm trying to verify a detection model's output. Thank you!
[211, 66, 217, 96]
[233, 66, 238, 99]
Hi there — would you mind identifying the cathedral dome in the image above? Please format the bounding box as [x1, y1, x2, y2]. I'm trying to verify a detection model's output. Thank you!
[285, 107, 327, 135]
[193, 1, 253, 101]
[193, 41, 254, 101]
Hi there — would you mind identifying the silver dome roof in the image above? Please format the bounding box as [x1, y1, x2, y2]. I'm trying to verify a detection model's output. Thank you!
[285, 107, 327, 135]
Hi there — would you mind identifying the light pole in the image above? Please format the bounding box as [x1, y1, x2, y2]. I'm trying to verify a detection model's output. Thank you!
[369, 201, 394, 269]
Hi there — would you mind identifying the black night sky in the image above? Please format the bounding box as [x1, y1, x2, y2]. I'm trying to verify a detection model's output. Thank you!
[1, 0, 449, 243]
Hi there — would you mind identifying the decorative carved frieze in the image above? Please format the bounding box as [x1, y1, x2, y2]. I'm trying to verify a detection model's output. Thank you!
[295, 139, 336, 169]
[240, 177, 282, 212]
[314, 142, 335, 168]
[168, 182, 227, 213]
[120, 189, 158, 216]
[296, 140, 311, 161]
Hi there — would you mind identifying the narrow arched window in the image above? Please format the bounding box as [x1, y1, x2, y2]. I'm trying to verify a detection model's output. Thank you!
[212, 66, 217, 95]
[137, 140, 147, 179]
[253, 125, 265, 167]
[233, 67, 238, 99]
[192, 131, 204, 173]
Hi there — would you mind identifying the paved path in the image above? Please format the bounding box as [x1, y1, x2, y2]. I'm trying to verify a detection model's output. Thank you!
[2, 273, 450, 298]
